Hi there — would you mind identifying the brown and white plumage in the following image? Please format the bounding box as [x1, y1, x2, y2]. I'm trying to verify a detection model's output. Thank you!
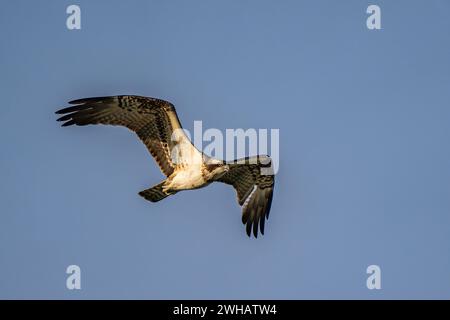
[218, 156, 275, 237]
[56, 95, 275, 237]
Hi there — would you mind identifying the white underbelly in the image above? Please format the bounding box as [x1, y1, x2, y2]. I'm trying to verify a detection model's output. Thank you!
[166, 166, 206, 191]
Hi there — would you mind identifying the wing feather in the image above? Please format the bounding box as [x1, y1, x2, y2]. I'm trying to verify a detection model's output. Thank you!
[218, 155, 275, 237]
[56, 95, 200, 177]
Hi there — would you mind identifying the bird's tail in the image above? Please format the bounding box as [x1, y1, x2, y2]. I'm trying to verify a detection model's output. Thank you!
[138, 181, 171, 203]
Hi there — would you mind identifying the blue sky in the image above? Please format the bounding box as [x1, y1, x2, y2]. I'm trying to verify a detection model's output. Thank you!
[1, 0, 450, 299]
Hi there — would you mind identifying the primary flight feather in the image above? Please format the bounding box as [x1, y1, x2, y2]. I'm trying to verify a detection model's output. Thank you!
[56, 95, 275, 237]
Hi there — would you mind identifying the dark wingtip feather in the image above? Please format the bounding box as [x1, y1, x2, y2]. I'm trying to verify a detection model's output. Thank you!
[265, 190, 274, 219]
[253, 218, 259, 238]
[56, 96, 106, 115]
[61, 120, 76, 127]
[68, 96, 115, 105]
[246, 222, 252, 237]
[69, 97, 96, 104]
[57, 114, 73, 122]
[68, 99, 83, 104]
[260, 215, 265, 235]
[56, 104, 91, 115]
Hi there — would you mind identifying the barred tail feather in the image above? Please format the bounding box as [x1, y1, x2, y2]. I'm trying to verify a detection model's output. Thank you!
[139, 182, 170, 203]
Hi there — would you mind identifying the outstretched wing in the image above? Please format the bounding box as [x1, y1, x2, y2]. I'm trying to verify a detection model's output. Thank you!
[56, 95, 201, 177]
[218, 155, 275, 238]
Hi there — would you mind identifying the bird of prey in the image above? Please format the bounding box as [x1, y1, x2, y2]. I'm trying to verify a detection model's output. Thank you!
[55, 95, 275, 237]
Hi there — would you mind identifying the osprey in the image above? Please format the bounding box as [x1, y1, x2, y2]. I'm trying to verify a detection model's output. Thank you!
[55, 95, 275, 237]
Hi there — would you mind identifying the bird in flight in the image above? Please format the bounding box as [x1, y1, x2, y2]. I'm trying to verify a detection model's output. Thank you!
[55, 95, 275, 237]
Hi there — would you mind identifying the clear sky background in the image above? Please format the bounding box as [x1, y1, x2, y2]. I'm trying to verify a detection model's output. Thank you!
[1, 0, 450, 299]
